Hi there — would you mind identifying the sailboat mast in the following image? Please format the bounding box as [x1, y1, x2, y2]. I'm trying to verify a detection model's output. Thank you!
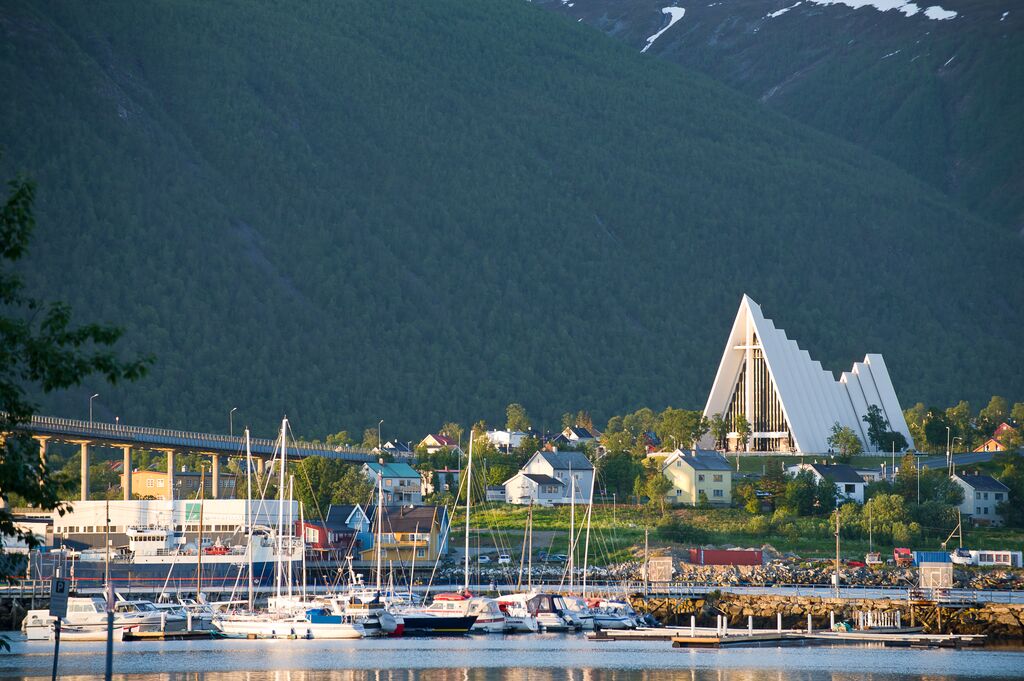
[276, 417, 287, 601]
[375, 472, 383, 592]
[197, 466, 205, 601]
[527, 501, 533, 591]
[287, 475, 294, 598]
[245, 428, 254, 611]
[463, 433, 474, 592]
[568, 460, 575, 591]
[300, 500, 307, 600]
[581, 466, 596, 597]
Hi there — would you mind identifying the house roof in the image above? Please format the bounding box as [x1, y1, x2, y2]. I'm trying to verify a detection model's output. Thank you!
[323, 504, 367, 530]
[381, 440, 413, 453]
[666, 450, 731, 471]
[535, 450, 593, 471]
[804, 463, 864, 484]
[522, 473, 564, 486]
[365, 462, 420, 478]
[366, 505, 447, 533]
[954, 473, 1010, 493]
[563, 426, 597, 440]
[994, 422, 1016, 436]
[423, 433, 457, 447]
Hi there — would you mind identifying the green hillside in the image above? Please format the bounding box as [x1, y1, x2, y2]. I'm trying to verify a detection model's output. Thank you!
[536, 0, 1024, 232]
[0, 0, 1021, 440]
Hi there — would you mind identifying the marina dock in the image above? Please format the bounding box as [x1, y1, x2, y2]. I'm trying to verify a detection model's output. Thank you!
[589, 626, 986, 649]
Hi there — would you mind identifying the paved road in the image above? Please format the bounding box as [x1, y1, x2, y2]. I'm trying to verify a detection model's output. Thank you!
[918, 451, 994, 470]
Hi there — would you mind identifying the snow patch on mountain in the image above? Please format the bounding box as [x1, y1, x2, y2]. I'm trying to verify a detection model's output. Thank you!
[805, 0, 957, 21]
[642, 7, 686, 53]
[767, 2, 803, 18]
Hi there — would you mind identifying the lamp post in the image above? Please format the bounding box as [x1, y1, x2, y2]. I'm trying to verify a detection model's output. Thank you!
[230, 407, 238, 437]
[946, 426, 952, 468]
[89, 393, 99, 427]
[378, 419, 384, 452]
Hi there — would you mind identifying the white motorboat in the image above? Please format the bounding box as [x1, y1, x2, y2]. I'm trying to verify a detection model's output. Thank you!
[497, 592, 578, 631]
[22, 596, 162, 640]
[421, 592, 506, 633]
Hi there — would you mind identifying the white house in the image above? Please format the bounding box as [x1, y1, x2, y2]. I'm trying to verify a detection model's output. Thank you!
[485, 430, 528, 449]
[362, 462, 423, 504]
[558, 426, 600, 447]
[952, 473, 1010, 526]
[788, 462, 866, 504]
[503, 450, 594, 505]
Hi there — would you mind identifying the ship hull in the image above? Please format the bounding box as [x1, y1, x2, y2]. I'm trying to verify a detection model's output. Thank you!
[33, 557, 291, 589]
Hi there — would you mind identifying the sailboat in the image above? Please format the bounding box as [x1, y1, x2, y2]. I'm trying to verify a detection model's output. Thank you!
[213, 419, 364, 639]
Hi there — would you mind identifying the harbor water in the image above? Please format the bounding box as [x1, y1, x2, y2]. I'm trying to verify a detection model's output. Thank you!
[2, 634, 1023, 680]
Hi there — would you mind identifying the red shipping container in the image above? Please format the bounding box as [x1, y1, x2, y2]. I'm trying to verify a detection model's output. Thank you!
[688, 548, 762, 566]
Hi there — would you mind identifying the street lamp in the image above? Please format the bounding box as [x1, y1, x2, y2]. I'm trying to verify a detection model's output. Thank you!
[230, 407, 238, 437]
[946, 426, 952, 467]
[378, 419, 384, 452]
[89, 393, 99, 427]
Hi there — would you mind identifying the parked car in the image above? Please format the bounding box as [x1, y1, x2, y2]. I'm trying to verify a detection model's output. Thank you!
[477, 554, 491, 564]
[497, 554, 511, 565]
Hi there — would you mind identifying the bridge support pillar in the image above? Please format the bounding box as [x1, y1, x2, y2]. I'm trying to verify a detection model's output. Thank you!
[167, 450, 176, 500]
[80, 442, 90, 501]
[122, 446, 132, 500]
[33, 436, 50, 468]
[211, 454, 220, 499]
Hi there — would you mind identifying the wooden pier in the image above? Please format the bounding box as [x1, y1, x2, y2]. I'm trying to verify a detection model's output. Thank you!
[589, 626, 986, 649]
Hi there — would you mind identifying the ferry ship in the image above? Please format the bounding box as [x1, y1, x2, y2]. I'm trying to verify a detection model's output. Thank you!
[30, 524, 300, 591]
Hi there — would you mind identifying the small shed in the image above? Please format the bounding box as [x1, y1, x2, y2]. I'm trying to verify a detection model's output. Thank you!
[914, 550, 953, 589]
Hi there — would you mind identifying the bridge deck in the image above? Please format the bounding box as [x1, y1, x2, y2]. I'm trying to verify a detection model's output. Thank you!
[17, 415, 374, 462]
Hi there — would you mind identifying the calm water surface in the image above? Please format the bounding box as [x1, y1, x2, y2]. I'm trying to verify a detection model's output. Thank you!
[2, 634, 1022, 680]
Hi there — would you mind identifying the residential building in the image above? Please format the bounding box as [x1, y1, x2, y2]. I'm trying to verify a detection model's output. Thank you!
[359, 505, 449, 563]
[657, 449, 732, 506]
[485, 430, 529, 449]
[362, 462, 423, 504]
[485, 485, 506, 503]
[420, 468, 460, 497]
[298, 504, 371, 560]
[952, 473, 1010, 526]
[503, 450, 593, 505]
[974, 437, 1009, 453]
[418, 433, 462, 455]
[376, 440, 414, 458]
[558, 426, 600, 447]
[787, 462, 866, 504]
[701, 295, 915, 454]
[123, 469, 236, 501]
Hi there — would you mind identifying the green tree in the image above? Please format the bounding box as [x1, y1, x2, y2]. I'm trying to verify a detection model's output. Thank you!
[782, 470, 818, 516]
[330, 465, 375, 506]
[439, 421, 464, 446]
[642, 462, 673, 513]
[1011, 403, 1024, 428]
[325, 430, 354, 447]
[505, 403, 531, 431]
[978, 396, 1009, 435]
[362, 427, 381, 450]
[734, 414, 751, 452]
[945, 400, 974, 449]
[862, 404, 889, 450]
[996, 459, 1024, 527]
[828, 423, 864, 462]
[0, 171, 150, 583]
[709, 413, 728, 450]
[922, 408, 949, 452]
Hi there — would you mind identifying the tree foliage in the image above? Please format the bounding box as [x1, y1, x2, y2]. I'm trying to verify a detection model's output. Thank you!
[0, 170, 150, 579]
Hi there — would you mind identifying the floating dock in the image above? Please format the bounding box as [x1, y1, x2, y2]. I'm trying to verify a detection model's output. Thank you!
[588, 626, 985, 649]
[123, 629, 214, 641]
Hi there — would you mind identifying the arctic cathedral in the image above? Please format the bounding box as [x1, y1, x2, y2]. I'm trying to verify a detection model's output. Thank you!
[701, 295, 915, 454]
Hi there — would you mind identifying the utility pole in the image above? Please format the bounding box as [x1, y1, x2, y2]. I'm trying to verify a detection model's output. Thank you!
[834, 505, 841, 598]
[643, 528, 650, 596]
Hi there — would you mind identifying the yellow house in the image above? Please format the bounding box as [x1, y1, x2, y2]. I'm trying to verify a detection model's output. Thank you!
[659, 449, 732, 506]
[124, 469, 235, 500]
[359, 505, 449, 564]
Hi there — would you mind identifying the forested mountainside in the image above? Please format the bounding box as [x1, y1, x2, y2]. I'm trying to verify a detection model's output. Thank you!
[0, 0, 1021, 440]
[535, 0, 1024, 233]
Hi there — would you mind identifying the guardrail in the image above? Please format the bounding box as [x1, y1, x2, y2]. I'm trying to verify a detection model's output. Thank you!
[14, 414, 375, 462]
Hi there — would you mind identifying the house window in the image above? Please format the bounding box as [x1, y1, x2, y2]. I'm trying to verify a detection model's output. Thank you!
[995, 492, 1003, 500]
[146, 479, 155, 488]
[984, 507, 989, 514]
[698, 474, 705, 482]
[983, 492, 989, 500]
[713, 474, 723, 482]
[157, 479, 164, 487]
[976, 492, 981, 499]
[976, 507, 981, 514]
[844, 484, 856, 494]
[416, 548, 426, 558]
[713, 489, 724, 498]
[676, 461, 681, 468]
[676, 489, 681, 495]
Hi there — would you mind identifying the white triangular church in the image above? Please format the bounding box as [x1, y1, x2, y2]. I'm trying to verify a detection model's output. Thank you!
[702, 295, 915, 454]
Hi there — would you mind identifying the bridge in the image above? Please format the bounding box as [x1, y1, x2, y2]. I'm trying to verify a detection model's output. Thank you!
[8, 415, 375, 503]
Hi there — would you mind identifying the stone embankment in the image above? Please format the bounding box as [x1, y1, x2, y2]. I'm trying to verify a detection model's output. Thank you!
[630, 592, 1024, 639]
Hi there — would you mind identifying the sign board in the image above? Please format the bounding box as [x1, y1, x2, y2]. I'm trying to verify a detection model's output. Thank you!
[49, 578, 68, 618]
[647, 556, 675, 582]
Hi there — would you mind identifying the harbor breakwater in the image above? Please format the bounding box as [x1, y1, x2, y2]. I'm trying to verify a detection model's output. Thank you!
[630, 592, 1024, 639]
